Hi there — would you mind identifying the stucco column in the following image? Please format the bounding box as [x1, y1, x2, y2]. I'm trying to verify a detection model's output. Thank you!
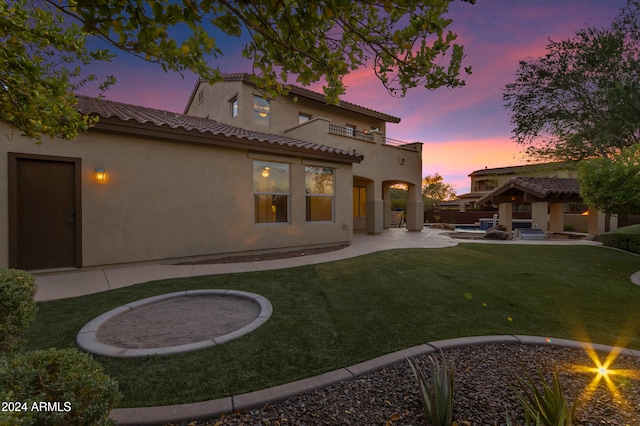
[498, 202, 512, 232]
[531, 202, 548, 232]
[587, 207, 601, 236]
[405, 183, 424, 232]
[587, 208, 618, 236]
[366, 180, 383, 234]
[549, 203, 564, 233]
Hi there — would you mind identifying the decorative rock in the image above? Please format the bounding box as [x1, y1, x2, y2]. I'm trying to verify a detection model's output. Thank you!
[483, 230, 511, 240]
[486, 224, 507, 232]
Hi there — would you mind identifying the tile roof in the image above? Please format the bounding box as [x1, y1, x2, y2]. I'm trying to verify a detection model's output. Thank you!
[512, 177, 581, 197]
[75, 96, 363, 163]
[185, 73, 401, 123]
[469, 162, 572, 177]
[475, 177, 581, 205]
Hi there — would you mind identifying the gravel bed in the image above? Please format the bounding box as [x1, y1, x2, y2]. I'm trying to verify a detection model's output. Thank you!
[175, 246, 349, 265]
[179, 344, 640, 425]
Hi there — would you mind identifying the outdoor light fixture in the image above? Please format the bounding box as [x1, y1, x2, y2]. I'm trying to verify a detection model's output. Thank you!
[95, 168, 106, 182]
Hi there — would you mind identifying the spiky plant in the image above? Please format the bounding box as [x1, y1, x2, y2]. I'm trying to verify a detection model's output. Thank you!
[408, 352, 455, 426]
[513, 367, 576, 426]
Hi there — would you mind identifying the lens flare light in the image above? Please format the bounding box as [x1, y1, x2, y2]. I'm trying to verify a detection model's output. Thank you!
[571, 343, 640, 411]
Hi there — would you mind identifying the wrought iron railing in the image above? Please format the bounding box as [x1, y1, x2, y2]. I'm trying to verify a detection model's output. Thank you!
[328, 124, 420, 151]
[328, 124, 374, 142]
[384, 137, 420, 151]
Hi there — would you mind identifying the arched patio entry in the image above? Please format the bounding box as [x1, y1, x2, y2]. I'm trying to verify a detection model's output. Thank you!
[352, 176, 423, 234]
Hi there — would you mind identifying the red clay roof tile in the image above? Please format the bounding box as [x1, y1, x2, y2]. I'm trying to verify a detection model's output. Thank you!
[76, 96, 363, 162]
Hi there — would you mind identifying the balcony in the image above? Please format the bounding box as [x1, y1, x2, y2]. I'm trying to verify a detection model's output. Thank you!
[328, 124, 421, 152]
[328, 124, 374, 142]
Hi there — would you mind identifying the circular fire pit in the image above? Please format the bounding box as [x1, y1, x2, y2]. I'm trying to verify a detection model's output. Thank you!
[76, 290, 272, 358]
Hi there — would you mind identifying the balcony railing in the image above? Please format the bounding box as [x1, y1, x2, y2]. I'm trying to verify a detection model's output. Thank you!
[328, 124, 420, 151]
[328, 124, 374, 142]
[384, 137, 420, 151]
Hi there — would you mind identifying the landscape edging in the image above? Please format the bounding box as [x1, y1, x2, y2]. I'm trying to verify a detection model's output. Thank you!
[109, 334, 640, 425]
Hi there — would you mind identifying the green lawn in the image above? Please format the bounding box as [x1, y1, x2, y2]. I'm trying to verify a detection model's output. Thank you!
[23, 244, 640, 408]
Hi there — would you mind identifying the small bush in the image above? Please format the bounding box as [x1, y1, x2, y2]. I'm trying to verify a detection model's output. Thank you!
[0, 348, 121, 425]
[600, 224, 640, 254]
[0, 269, 37, 354]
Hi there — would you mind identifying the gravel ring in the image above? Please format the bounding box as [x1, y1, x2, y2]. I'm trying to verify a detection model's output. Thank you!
[181, 343, 640, 425]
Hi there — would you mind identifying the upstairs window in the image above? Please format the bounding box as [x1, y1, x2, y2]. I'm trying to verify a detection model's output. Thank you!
[253, 96, 270, 126]
[298, 113, 311, 124]
[231, 97, 238, 117]
[305, 166, 335, 222]
[254, 161, 289, 223]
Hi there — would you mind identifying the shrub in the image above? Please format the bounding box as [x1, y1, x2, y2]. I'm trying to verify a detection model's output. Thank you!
[0, 269, 37, 354]
[407, 352, 455, 426]
[600, 224, 640, 254]
[0, 348, 121, 425]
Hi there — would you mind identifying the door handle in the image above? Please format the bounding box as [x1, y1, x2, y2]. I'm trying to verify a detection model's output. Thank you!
[69, 210, 76, 223]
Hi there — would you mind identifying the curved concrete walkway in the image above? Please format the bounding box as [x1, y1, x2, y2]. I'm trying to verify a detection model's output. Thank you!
[110, 335, 640, 426]
[34, 228, 604, 301]
[29, 228, 639, 425]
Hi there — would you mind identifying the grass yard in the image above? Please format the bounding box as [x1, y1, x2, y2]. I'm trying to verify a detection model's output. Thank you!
[23, 244, 640, 408]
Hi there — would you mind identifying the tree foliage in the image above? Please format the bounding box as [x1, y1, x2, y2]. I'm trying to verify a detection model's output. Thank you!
[578, 144, 640, 214]
[0, 0, 114, 143]
[503, 0, 640, 161]
[1, 0, 475, 143]
[422, 173, 456, 209]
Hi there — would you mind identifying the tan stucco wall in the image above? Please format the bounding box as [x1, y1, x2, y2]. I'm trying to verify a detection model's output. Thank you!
[187, 79, 424, 233]
[0, 123, 354, 268]
[186, 80, 388, 137]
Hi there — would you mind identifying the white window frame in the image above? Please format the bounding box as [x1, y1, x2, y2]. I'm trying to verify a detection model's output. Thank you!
[253, 160, 290, 224]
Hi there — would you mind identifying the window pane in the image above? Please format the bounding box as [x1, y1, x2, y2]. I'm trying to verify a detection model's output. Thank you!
[254, 96, 270, 126]
[254, 195, 289, 223]
[306, 196, 333, 221]
[231, 98, 238, 117]
[254, 161, 289, 193]
[306, 166, 334, 222]
[298, 113, 311, 124]
[359, 187, 366, 216]
[305, 166, 334, 195]
[352, 187, 366, 217]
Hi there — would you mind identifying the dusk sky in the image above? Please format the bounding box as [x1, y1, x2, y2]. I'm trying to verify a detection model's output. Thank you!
[81, 0, 625, 194]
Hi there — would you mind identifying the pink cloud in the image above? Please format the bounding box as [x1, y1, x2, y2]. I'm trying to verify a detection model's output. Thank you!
[421, 137, 530, 193]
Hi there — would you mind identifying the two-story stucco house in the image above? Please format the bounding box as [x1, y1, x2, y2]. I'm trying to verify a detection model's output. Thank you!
[1, 74, 423, 271]
[184, 73, 424, 234]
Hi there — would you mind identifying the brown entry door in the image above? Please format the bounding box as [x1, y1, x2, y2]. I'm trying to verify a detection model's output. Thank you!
[9, 154, 81, 270]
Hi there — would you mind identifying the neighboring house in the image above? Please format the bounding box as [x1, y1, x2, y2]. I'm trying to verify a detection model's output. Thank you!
[1, 76, 423, 271]
[433, 162, 615, 236]
[460, 162, 578, 209]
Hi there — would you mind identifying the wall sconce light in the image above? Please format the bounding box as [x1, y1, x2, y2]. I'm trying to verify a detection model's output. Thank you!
[95, 168, 106, 182]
